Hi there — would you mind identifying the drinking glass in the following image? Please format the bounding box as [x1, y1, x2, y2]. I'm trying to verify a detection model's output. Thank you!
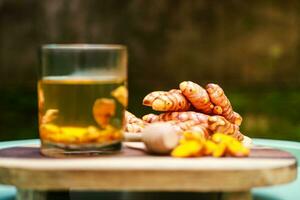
[38, 44, 127, 157]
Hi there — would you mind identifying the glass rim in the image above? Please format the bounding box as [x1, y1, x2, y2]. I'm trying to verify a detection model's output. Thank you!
[42, 44, 126, 50]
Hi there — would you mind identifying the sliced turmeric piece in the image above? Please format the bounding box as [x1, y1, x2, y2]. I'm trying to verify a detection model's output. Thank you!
[111, 85, 128, 107]
[203, 140, 218, 156]
[212, 143, 226, 157]
[93, 98, 116, 128]
[227, 140, 250, 157]
[211, 132, 234, 144]
[42, 109, 59, 124]
[39, 123, 61, 139]
[171, 141, 203, 158]
[182, 130, 206, 142]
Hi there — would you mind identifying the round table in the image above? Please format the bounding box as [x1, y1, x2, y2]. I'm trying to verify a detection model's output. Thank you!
[0, 139, 299, 200]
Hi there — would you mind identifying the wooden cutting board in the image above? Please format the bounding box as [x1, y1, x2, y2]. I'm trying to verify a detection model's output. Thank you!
[0, 142, 296, 192]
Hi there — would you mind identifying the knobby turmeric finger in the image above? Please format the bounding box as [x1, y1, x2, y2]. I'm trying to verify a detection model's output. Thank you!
[143, 91, 167, 106]
[143, 111, 244, 141]
[124, 111, 145, 133]
[158, 111, 209, 124]
[142, 113, 160, 123]
[206, 83, 242, 126]
[172, 120, 199, 132]
[189, 124, 211, 139]
[143, 90, 191, 111]
[179, 81, 214, 114]
[125, 111, 144, 126]
[212, 106, 223, 115]
[125, 123, 144, 133]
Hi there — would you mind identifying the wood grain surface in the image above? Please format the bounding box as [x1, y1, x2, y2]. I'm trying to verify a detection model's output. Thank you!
[0, 142, 296, 192]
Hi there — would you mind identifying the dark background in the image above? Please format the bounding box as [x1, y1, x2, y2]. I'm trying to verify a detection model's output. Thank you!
[0, 0, 300, 141]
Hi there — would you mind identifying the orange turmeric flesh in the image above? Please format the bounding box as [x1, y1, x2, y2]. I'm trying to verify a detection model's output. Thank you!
[171, 132, 249, 158]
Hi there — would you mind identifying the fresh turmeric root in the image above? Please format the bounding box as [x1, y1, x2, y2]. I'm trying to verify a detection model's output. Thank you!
[143, 89, 191, 111]
[142, 113, 160, 123]
[156, 111, 209, 124]
[179, 81, 214, 113]
[128, 81, 247, 143]
[142, 111, 243, 140]
[207, 115, 243, 141]
[142, 91, 166, 106]
[124, 111, 145, 133]
[206, 83, 242, 126]
[170, 120, 199, 133]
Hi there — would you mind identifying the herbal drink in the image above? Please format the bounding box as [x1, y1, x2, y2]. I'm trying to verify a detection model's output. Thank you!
[38, 76, 127, 156]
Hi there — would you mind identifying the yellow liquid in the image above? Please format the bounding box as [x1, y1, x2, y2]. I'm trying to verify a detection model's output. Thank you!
[38, 76, 126, 152]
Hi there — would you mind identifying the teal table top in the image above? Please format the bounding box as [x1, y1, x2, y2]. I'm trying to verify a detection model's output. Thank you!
[0, 139, 299, 200]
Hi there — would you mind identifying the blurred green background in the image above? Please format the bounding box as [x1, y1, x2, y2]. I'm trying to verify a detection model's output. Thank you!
[0, 0, 300, 141]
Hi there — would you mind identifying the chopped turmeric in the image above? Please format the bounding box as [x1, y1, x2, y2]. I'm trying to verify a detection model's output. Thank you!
[182, 130, 206, 142]
[227, 140, 250, 157]
[172, 132, 249, 158]
[93, 98, 116, 128]
[171, 140, 203, 158]
[111, 85, 128, 107]
[212, 143, 227, 157]
[42, 109, 59, 124]
[202, 140, 217, 156]
[142, 113, 160, 123]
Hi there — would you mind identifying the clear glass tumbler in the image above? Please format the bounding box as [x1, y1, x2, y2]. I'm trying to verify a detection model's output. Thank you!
[38, 44, 127, 157]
